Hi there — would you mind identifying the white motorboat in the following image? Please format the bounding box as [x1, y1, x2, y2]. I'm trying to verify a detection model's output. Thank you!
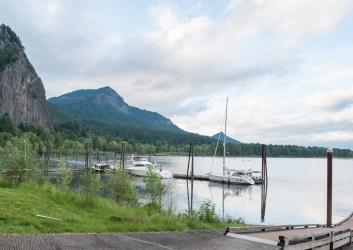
[208, 97, 255, 185]
[91, 163, 117, 173]
[126, 155, 173, 179]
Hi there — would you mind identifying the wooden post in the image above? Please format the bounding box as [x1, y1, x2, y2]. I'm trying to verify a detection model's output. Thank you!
[327, 148, 333, 227]
[191, 142, 195, 182]
[186, 142, 194, 214]
[190, 142, 194, 212]
[84, 142, 91, 170]
[262, 144, 267, 182]
[186, 144, 192, 177]
[121, 142, 126, 169]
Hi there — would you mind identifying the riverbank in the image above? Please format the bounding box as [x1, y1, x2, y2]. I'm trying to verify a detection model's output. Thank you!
[0, 184, 243, 234]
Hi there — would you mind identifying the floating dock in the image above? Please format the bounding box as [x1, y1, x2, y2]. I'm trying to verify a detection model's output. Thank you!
[172, 173, 264, 184]
[172, 174, 209, 181]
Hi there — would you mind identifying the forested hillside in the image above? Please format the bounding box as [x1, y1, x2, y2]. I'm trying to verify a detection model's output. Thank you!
[48, 87, 213, 144]
[1, 114, 352, 158]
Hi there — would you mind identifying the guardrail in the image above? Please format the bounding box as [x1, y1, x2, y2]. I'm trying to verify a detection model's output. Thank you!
[225, 212, 353, 249]
[225, 223, 328, 235]
[278, 228, 352, 250]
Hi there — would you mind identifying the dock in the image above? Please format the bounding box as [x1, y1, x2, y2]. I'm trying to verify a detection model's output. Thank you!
[226, 212, 353, 249]
[172, 173, 209, 181]
[172, 173, 264, 184]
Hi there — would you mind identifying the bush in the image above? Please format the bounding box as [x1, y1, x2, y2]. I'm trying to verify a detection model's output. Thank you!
[80, 171, 100, 205]
[109, 169, 138, 206]
[144, 169, 166, 209]
[0, 137, 42, 185]
[58, 161, 72, 188]
[195, 200, 220, 224]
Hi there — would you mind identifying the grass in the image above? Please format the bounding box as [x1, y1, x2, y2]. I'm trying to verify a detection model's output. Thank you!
[0, 184, 243, 234]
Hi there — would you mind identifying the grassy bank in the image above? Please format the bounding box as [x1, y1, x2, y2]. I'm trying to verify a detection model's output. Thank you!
[0, 184, 243, 234]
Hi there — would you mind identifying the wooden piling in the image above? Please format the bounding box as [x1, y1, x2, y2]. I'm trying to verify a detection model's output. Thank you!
[191, 142, 194, 212]
[327, 148, 333, 227]
[120, 142, 126, 169]
[262, 144, 268, 183]
[186, 142, 195, 214]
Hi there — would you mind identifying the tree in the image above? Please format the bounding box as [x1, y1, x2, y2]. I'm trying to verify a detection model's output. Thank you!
[0, 114, 16, 135]
[1, 136, 41, 184]
[58, 161, 72, 188]
[80, 171, 101, 204]
[144, 169, 166, 209]
[109, 169, 138, 205]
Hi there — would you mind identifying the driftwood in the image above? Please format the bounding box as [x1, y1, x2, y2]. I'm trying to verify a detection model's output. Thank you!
[36, 214, 62, 221]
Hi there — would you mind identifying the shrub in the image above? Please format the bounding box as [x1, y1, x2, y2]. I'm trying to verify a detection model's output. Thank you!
[58, 161, 72, 188]
[80, 171, 100, 205]
[144, 169, 166, 209]
[195, 200, 220, 224]
[0, 137, 41, 185]
[109, 169, 138, 206]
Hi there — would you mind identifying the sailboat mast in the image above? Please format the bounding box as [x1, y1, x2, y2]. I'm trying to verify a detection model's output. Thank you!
[223, 97, 228, 175]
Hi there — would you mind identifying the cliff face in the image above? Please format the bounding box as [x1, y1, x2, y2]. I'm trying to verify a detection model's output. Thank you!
[0, 24, 52, 129]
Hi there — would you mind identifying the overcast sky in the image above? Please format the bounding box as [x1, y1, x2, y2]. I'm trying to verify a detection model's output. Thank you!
[2, 0, 353, 148]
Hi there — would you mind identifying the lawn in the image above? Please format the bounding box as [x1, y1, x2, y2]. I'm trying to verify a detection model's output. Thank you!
[0, 184, 242, 234]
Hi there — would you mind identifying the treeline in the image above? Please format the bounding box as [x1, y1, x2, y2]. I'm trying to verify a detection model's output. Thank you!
[0, 114, 352, 158]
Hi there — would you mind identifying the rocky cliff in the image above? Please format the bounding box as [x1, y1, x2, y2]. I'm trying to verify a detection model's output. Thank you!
[0, 24, 52, 129]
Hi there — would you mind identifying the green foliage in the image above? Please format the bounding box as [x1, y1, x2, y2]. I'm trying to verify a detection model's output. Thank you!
[0, 184, 242, 234]
[144, 169, 166, 209]
[80, 171, 101, 204]
[0, 135, 42, 184]
[0, 114, 17, 135]
[109, 169, 138, 206]
[195, 200, 220, 224]
[58, 161, 72, 188]
[0, 24, 22, 71]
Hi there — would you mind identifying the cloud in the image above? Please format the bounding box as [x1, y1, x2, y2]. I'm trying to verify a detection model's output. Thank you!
[1, 0, 353, 147]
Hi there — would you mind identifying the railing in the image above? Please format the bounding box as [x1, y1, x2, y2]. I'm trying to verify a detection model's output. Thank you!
[278, 228, 352, 250]
[225, 212, 353, 249]
[225, 223, 328, 235]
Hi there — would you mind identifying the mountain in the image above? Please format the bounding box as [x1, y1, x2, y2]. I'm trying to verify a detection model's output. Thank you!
[0, 24, 52, 129]
[211, 132, 241, 144]
[49, 86, 182, 132]
[48, 87, 212, 144]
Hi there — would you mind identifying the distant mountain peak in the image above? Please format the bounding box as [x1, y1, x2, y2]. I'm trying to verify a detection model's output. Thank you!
[97, 86, 119, 95]
[212, 132, 241, 144]
[48, 86, 183, 133]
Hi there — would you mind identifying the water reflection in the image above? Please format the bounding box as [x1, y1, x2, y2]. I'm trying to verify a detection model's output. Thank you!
[208, 182, 253, 219]
[49, 155, 353, 225]
[261, 182, 268, 222]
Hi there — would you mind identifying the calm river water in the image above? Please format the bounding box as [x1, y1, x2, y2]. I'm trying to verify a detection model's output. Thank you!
[52, 155, 353, 225]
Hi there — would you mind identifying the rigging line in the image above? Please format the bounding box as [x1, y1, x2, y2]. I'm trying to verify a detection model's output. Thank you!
[209, 116, 225, 174]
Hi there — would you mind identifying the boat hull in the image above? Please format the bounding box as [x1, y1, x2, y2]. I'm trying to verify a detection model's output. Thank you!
[126, 167, 173, 179]
[208, 174, 254, 185]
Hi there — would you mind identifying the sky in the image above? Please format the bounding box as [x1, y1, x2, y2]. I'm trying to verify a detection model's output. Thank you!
[1, 0, 353, 148]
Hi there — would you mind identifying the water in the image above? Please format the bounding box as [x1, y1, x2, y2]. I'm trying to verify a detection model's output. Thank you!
[51, 155, 353, 225]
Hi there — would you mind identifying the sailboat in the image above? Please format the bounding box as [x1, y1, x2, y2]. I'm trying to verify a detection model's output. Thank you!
[208, 98, 255, 185]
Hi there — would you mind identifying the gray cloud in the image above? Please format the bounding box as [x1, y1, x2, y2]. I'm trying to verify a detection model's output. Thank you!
[327, 97, 353, 112]
[2, 0, 353, 148]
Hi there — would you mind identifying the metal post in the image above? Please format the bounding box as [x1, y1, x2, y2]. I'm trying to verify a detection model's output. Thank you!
[327, 148, 333, 227]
